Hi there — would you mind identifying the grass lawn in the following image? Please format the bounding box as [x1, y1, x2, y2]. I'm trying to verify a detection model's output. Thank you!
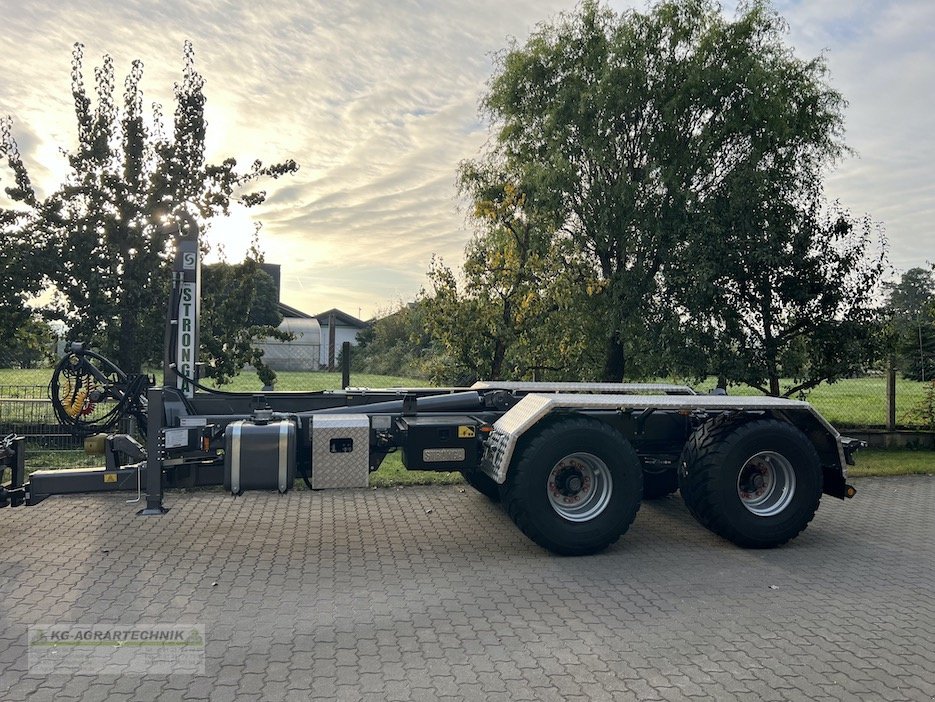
[0, 369, 430, 425]
[368, 453, 463, 488]
[0, 367, 425, 393]
[849, 449, 935, 477]
[219, 371, 428, 392]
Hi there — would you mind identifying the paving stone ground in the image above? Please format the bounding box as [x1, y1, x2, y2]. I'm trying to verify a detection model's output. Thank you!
[1, 475, 934, 701]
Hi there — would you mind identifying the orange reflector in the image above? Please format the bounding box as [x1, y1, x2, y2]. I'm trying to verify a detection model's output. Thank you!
[846, 485, 857, 498]
[480, 425, 492, 433]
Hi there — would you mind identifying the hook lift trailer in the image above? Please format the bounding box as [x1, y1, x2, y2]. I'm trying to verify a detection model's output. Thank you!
[1, 215, 862, 555]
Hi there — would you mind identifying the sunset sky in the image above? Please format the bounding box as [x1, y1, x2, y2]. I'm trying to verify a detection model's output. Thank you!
[1, 0, 932, 320]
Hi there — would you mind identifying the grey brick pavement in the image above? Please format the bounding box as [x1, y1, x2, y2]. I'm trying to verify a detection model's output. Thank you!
[1, 475, 934, 701]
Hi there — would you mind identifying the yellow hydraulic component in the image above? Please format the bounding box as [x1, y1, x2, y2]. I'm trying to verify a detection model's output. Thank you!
[64, 385, 89, 418]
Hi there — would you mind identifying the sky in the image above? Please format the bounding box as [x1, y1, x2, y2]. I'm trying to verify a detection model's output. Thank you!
[0, 0, 932, 320]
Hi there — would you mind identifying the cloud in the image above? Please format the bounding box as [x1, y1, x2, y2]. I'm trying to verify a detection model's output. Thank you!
[770, 0, 935, 270]
[1, 0, 931, 318]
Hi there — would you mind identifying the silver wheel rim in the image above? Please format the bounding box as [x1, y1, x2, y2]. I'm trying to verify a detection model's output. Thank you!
[736, 451, 796, 517]
[546, 452, 613, 522]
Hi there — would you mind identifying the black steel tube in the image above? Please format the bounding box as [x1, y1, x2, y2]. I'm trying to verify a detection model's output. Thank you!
[305, 391, 484, 416]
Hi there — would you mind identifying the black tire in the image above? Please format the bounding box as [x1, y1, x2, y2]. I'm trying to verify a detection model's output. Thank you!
[460, 467, 501, 502]
[641, 465, 679, 499]
[678, 417, 822, 548]
[501, 417, 642, 556]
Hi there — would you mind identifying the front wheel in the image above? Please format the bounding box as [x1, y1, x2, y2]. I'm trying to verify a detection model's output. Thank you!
[501, 417, 642, 556]
[678, 418, 822, 548]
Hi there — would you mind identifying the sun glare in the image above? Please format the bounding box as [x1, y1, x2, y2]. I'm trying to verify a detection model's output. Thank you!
[203, 205, 257, 263]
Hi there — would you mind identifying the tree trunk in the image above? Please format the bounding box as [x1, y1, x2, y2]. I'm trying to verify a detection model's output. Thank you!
[768, 373, 781, 397]
[602, 333, 626, 382]
[118, 304, 142, 373]
[490, 338, 507, 380]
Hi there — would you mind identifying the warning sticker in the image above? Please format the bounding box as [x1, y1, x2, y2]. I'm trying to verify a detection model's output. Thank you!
[458, 426, 476, 439]
[103, 473, 117, 484]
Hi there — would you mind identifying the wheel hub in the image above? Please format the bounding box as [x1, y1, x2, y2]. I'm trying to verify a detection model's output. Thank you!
[547, 453, 613, 523]
[554, 466, 585, 496]
[737, 451, 797, 517]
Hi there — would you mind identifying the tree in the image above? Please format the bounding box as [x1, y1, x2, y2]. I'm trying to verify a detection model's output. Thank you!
[3, 315, 55, 369]
[0, 120, 48, 347]
[470, 0, 862, 382]
[1, 42, 297, 373]
[351, 301, 431, 379]
[672, 192, 886, 396]
[423, 163, 605, 383]
[884, 267, 935, 381]
[200, 248, 288, 387]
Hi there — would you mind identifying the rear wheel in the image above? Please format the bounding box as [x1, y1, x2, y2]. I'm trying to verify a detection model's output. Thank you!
[678, 417, 822, 548]
[501, 417, 642, 556]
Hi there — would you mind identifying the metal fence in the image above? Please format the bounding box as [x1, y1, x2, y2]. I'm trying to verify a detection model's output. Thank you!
[0, 379, 132, 454]
[0, 383, 71, 447]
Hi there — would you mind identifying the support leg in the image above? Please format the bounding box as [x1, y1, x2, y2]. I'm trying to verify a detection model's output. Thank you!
[139, 387, 169, 515]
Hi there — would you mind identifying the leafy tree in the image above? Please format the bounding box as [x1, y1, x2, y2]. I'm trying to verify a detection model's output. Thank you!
[4, 315, 55, 369]
[470, 0, 864, 382]
[423, 164, 604, 383]
[350, 302, 429, 379]
[0, 120, 48, 346]
[884, 267, 935, 381]
[1, 42, 297, 373]
[200, 249, 288, 387]
[672, 192, 886, 396]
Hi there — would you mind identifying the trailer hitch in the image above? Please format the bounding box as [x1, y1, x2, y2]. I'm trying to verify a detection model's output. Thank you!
[840, 436, 867, 466]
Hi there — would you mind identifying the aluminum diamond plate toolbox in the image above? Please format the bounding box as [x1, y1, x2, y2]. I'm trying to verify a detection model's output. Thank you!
[311, 414, 370, 489]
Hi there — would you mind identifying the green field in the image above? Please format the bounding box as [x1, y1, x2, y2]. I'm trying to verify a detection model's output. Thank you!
[0, 367, 424, 393]
[219, 371, 429, 392]
[0, 369, 921, 418]
[0, 369, 431, 426]
[849, 449, 935, 477]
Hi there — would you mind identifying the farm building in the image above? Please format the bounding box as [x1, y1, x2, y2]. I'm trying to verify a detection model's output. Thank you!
[256, 303, 370, 372]
[255, 303, 322, 372]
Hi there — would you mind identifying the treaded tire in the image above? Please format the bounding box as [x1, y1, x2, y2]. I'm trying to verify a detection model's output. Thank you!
[641, 466, 679, 499]
[460, 468, 501, 502]
[501, 417, 642, 556]
[678, 417, 822, 548]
